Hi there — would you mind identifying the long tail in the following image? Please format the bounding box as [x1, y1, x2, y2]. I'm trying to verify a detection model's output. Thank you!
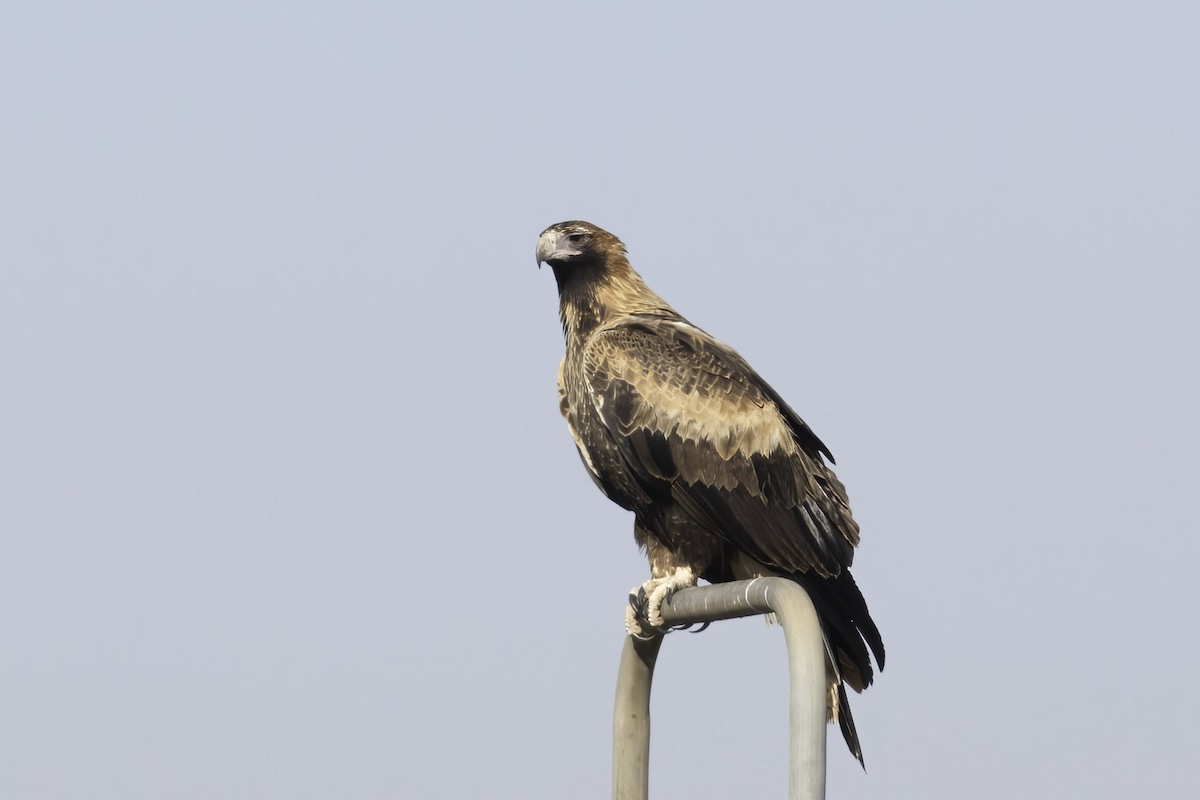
[790, 568, 884, 768]
[832, 681, 863, 765]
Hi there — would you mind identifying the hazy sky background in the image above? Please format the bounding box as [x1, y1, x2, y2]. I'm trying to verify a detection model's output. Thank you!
[2, 2, 1197, 798]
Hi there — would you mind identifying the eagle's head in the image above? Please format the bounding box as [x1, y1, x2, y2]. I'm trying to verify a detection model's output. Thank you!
[537, 220, 651, 320]
[535, 220, 625, 272]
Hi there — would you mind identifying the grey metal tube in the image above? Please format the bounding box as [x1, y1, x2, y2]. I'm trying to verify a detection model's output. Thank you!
[611, 634, 663, 800]
[611, 577, 827, 800]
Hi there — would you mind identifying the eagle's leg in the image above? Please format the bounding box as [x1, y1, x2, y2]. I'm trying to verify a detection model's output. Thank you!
[624, 566, 698, 636]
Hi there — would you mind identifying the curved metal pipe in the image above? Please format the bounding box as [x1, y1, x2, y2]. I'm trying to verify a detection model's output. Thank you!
[611, 578, 827, 800]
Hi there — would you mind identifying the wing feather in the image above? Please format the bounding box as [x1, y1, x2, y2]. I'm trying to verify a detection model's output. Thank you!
[582, 317, 858, 577]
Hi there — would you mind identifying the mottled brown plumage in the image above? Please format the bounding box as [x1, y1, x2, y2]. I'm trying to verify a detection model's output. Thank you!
[537, 220, 883, 765]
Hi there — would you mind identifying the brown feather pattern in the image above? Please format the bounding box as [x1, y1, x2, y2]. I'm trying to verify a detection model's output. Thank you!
[540, 220, 883, 766]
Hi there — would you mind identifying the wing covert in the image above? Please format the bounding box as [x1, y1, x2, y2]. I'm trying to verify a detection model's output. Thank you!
[582, 318, 859, 577]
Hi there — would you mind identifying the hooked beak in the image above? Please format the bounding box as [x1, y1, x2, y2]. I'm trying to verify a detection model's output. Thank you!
[535, 229, 581, 268]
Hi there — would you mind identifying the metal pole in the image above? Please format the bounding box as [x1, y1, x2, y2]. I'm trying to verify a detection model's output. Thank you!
[612, 634, 663, 800]
[770, 580, 829, 800]
[611, 578, 827, 800]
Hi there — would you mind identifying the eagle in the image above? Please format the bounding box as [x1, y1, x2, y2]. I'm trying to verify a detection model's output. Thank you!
[536, 220, 884, 764]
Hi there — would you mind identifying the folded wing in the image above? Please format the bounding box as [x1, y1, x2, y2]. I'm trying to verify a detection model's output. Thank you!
[582, 316, 860, 579]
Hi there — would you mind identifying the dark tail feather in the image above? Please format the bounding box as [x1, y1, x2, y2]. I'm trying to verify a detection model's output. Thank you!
[836, 682, 866, 769]
[790, 569, 885, 684]
[787, 568, 883, 765]
[839, 569, 885, 671]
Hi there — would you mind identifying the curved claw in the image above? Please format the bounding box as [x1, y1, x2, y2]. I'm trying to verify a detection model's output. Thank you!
[658, 620, 709, 634]
[627, 573, 701, 636]
[628, 586, 649, 615]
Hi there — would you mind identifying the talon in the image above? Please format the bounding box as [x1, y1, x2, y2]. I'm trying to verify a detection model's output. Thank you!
[624, 567, 698, 635]
[625, 602, 660, 639]
[627, 586, 650, 621]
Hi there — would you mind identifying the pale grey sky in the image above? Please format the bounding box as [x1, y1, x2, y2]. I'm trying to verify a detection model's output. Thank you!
[2, 2, 1197, 798]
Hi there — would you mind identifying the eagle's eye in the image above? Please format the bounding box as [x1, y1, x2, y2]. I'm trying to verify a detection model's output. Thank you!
[566, 232, 589, 245]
